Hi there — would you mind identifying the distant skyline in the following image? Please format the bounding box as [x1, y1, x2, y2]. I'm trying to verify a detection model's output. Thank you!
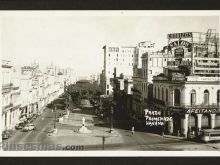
[1, 14, 219, 76]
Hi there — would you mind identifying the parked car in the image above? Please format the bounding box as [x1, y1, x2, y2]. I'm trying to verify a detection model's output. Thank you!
[22, 123, 36, 132]
[15, 123, 25, 130]
[2, 130, 13, 140]
[47, 128, 58, 136]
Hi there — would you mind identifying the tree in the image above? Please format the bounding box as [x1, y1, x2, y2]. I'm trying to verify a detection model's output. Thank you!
[99, 96, 112, 117]
[66, 81, 102, 105]
[47, 98, 66, 110]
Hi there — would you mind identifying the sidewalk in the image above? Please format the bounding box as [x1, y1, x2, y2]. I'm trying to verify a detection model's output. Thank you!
[48, 112, 124, 147]
[59, 113, 95, 126]
[163, 134, 186, 140]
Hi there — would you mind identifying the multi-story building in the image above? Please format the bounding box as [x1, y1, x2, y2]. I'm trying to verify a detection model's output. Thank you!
[103, 44, 136, 95]
[20, 75, 32, 119]
[151, 30, 220, 138]
[1, 60, 75, 135]
[99, 70, 106, 94]
[132, 51, 168, 120]
[2, 60, 21, 131]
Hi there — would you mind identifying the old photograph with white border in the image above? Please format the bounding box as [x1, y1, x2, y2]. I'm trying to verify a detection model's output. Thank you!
[0, 11, 220, 154]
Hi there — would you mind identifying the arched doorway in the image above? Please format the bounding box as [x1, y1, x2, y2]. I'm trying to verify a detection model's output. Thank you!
[172, 113, 181, 135]
[188, 113, 197, 132]
[174, 89, 181, 106]
[201, 114, 211, 129]
[215, 114, 220, 129]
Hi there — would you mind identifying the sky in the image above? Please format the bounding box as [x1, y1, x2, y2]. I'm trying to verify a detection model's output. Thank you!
[1, 14, 219, 77]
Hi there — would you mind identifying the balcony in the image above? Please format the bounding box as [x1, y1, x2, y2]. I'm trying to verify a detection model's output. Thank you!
[2, 83, 13, 89]
[2, 83, 13, 94]
[2, 103, 13, 112]
[12, 86, 19, 90]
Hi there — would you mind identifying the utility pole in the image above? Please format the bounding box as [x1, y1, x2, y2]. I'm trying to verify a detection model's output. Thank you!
[109, 105, 114, 133]
[54, 106, 57, 129]
[109, 67, 116, 133]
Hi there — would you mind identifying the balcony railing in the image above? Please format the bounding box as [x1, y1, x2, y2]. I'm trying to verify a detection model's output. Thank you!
[2, 83, 13, 89]
[12, 86, 19, 90]
[2, 103, 13, 110]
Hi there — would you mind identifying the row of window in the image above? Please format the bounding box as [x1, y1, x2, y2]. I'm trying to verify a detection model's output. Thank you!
[109, 47, 119, 52]
[108, 54, 134, 57]
[108, 58, 133, 62]
[190, 89, 220, 106]
[122, 49, 135, 53]
[154, 87, 220, 106]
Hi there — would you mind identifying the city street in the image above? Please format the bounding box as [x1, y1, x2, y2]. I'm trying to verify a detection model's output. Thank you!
[3, 108, 56, 150]
[3, 107, 220, 151]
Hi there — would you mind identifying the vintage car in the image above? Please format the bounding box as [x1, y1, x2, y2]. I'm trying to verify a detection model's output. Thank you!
[22, 123, 36, 132]
[15, 122, 25, 130]
[2, 130, 13, 140]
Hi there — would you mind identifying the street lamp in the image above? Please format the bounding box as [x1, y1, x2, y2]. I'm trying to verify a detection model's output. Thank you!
[53, 105, 57, 129]
[109, 102, 115, 133]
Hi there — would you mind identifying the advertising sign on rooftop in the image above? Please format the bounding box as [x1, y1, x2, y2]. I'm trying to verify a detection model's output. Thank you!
[168, 32, 193, 39]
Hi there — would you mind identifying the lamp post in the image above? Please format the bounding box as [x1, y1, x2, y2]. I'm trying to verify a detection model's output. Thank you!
[65, 97, 68, 114]
[109, 102, 115, 133]
[53, 106, 57, 129]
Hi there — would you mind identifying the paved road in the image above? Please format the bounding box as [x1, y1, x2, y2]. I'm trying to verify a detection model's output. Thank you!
[2, 108, 220, 151]
[3, 108, 55, 151]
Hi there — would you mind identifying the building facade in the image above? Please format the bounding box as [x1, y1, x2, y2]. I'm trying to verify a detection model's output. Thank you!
[151, 30, 220, 137]
[2, 60, 21, 131]
[103, 44, 136, 95]
[132, 51, 168, 120]
[1, 60, 76, 134]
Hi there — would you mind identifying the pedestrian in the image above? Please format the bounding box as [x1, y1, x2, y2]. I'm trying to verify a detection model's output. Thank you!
[161, 127, 165, 139]
[131, 126, 135, 135]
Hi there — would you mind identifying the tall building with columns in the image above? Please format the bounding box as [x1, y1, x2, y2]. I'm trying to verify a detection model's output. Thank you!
[150, 30, 220, 138]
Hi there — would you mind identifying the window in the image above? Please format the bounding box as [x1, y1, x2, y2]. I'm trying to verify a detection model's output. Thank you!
[109, 54, 110, 57]
[107, 85, 109, 89]
[217, 90, 220, 105]
[107, 90, 109, 95]
[190, 90, 196, 106]
[174, 89, 181, 106]
[150, 58, 152, 61]
[204, 90, 209, 106]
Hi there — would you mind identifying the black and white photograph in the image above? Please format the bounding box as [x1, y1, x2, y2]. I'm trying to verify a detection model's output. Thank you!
[0, 11, 220, 153]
